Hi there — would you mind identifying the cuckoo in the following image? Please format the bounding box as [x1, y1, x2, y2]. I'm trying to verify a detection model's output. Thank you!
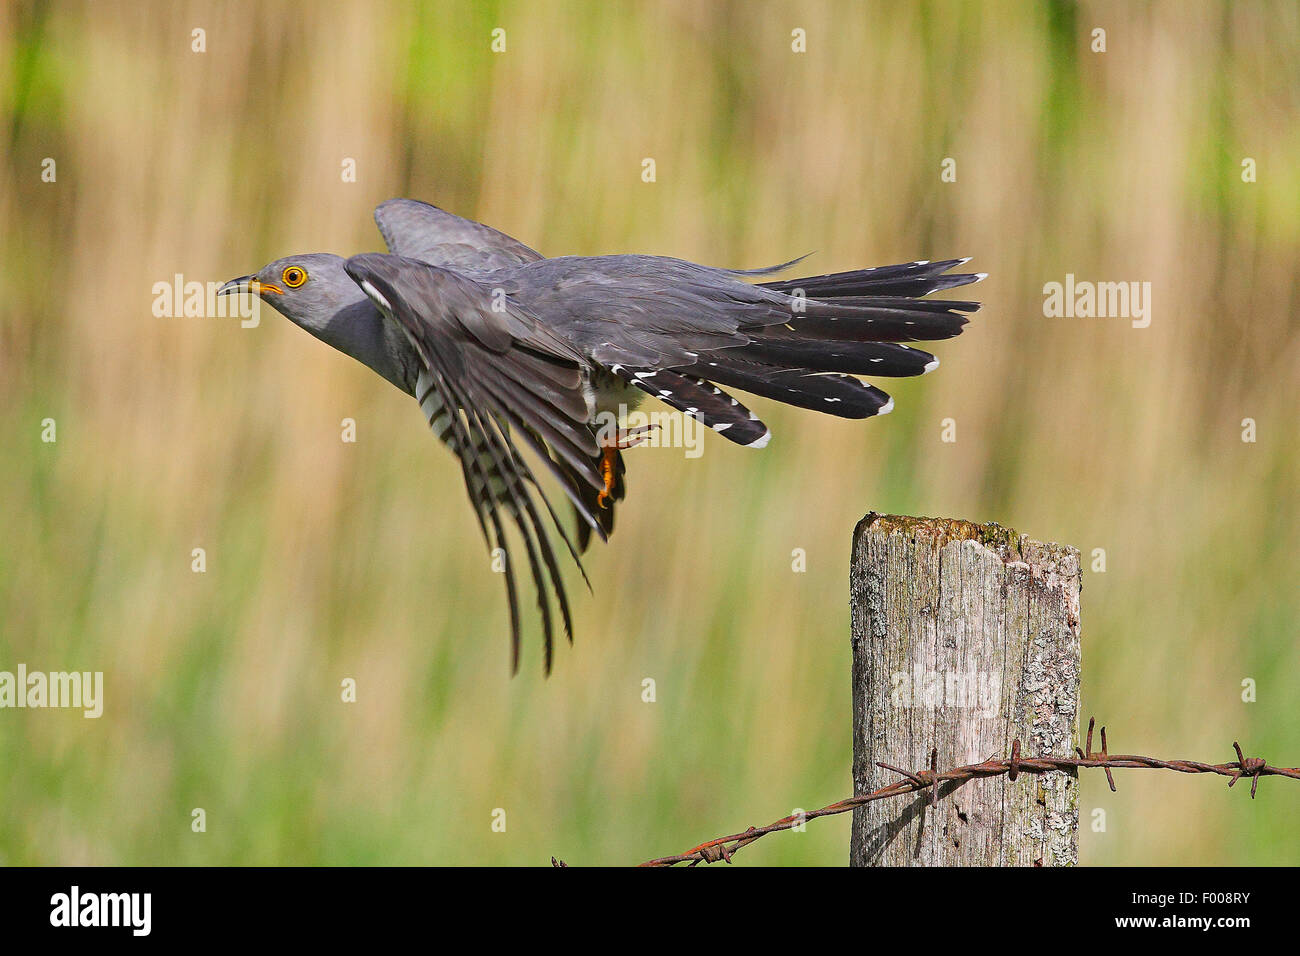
[219, 199, 983, 672]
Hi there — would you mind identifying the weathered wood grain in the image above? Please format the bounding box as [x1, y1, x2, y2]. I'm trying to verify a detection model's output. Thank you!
[849, 514, 1081, 866]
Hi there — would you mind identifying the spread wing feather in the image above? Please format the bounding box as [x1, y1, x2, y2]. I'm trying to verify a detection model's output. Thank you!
[345, 252, 602, 673]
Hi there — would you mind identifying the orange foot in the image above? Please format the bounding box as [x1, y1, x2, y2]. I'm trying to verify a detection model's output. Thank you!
[597, 446, 618, 509]
[596, 426, 657, 508]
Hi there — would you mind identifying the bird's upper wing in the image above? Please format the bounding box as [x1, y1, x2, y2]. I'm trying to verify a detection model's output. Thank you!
[344, 252, 603, 674]
[373, 199, 543, 273]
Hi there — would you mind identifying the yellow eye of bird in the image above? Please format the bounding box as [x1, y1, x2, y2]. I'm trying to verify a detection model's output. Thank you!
[282, 266, 307, 288]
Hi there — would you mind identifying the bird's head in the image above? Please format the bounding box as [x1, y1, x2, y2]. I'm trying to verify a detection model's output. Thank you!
[218, 252, 415, 394]
[218, 253, 364, 334]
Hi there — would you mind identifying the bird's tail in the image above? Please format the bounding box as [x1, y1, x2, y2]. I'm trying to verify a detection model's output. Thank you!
[758, 256, 984, 305]
[670, 258, 983, 439]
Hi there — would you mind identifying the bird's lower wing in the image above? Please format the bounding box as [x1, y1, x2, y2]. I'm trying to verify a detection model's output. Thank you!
[345, 252, 605, 674]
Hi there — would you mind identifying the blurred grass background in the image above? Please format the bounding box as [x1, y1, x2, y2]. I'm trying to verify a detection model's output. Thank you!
[1, 0, 1297, 865]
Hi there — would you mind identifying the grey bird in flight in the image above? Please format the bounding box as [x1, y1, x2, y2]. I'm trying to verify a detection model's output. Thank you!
[219, 199, 983, 672]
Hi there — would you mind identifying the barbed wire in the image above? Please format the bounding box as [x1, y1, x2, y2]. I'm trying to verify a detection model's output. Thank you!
[609, 718, 1300, 867]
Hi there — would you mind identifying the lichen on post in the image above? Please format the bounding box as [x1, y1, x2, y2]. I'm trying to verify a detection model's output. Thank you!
[849, 513, 1082, 866]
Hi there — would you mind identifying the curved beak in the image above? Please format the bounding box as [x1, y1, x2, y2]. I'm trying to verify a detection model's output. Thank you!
[217, 275, 282, 296]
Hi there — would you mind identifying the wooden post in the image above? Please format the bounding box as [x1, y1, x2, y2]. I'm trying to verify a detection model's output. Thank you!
[849, 514, 1082, 866]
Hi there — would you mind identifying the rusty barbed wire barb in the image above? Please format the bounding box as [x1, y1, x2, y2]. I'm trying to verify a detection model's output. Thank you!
[923, 748, 940, 807]
[628, 717, 1300, 867]
[1099, 722, 1116, 791]
[1230, 741, 1267, 799]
